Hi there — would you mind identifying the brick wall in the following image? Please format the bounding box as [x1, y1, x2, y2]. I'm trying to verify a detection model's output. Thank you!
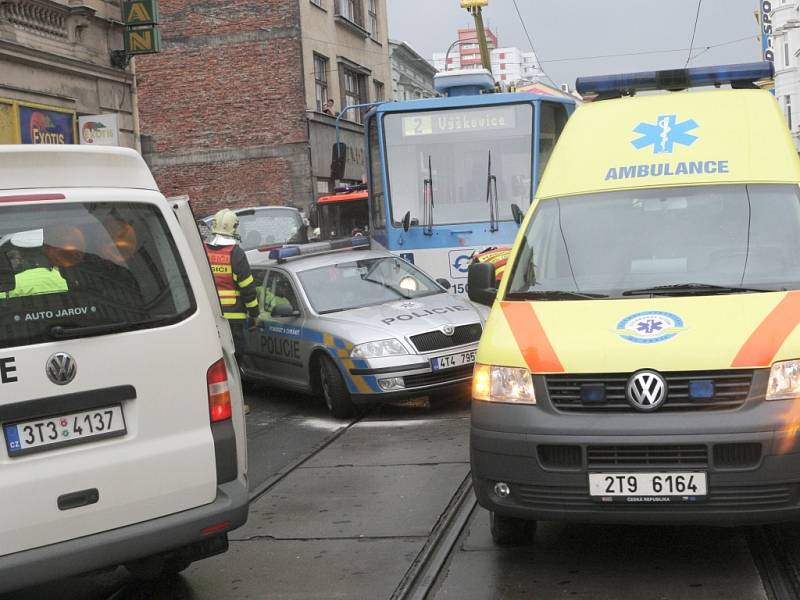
[136, 0, 311, 214]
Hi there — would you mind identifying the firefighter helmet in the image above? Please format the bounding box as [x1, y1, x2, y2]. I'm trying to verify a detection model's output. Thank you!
[211, 209, 239, 238]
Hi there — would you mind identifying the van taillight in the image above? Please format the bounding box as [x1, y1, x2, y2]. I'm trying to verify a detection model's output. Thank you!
[207, 359, 232, 422]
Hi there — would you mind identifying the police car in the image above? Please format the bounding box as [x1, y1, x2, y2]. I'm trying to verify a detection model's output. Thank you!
[244, 238, 483, 417]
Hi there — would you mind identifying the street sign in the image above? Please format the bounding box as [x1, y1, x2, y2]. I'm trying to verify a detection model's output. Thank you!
[123, 0, 158, 26]
[124, 27, 161, 54]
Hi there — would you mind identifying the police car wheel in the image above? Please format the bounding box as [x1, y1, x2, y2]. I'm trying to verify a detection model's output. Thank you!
[319, 355, 355, 419]
[489, 511, 536, 546]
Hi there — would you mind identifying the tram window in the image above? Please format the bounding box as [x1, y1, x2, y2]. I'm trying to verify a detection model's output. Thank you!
[368, 116, 386, 229]
[538, 103, 569, 181]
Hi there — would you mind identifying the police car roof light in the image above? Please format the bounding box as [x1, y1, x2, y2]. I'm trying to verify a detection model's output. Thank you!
[269, 237, 370, 262]
[575, 62, 775, 99]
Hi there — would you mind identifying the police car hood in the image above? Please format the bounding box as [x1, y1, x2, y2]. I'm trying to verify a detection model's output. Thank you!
[320, 292, 481, 344]
[478, 292, 800, 373]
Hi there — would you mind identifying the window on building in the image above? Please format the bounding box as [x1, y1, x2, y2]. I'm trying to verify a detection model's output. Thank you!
[314, 54, 329, 112]
[341, 66, 368, 124]
[368, 0, 378, 37]
[374, 80, 385, 102]
[787, 95, 793, 130]
[785, 41, 791, 67]
[336, 0, 364, 27]
[499, 52, 506, 59]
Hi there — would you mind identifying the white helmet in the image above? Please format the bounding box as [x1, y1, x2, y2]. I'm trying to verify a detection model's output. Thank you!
[211, 209, 239, 238]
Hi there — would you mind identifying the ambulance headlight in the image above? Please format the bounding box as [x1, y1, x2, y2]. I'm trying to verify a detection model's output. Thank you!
[351, 339, 408, 359]
[767, 360, 800, 400]
[473, 363, 536, 404]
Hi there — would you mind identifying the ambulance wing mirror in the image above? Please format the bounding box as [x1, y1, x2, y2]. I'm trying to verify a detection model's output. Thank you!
[331, 142, 347, 181]
[272, 303, 301, 318]
[511, 203, 524, 226]
[467, 262, 497, 306]
[0, 252, 14, 293]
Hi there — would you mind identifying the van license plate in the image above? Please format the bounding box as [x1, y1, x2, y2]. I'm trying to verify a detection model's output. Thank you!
[588, 472, 707, 501]
[4, 405, 126, 458]
[431, 350, 476, 371]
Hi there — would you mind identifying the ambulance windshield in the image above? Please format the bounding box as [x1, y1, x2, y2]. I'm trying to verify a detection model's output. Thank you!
[382, 104, 534, 226]
[0, 202, 196, 348]
[507, 184, 800, 299]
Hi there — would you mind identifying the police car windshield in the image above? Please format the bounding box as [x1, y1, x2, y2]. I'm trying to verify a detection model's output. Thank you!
[0, 202, 196, 348]
[507, 184, 800, 299]
[298, 256, 442, 314]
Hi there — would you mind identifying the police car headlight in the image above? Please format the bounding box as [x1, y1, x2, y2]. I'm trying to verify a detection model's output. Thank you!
[351, 339, 408, 359]
[767, 360, 800, 400]
[473, 363, 535, 404]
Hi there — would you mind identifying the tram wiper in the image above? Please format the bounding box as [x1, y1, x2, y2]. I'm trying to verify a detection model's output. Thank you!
[423, 155, 434, 236]
[486, 150, 499, 232]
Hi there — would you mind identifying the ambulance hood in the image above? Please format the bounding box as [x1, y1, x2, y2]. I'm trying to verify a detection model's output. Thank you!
[479, 292, 800, 373]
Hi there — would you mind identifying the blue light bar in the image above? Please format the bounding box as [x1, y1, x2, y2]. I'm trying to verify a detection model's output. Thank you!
[268, 237, 370, 261]
[575, 62, 774, 98]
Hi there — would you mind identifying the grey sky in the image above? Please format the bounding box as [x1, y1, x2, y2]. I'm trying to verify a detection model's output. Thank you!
[387, 0, 763, 88]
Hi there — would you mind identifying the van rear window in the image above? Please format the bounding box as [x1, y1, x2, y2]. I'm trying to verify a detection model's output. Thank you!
[0, 202, 196, 348]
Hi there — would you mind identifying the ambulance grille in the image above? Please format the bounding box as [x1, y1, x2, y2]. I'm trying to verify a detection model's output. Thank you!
[545, 370, 754, 412]
[587, 445, 708, 468]
[409, 323, 482, 352]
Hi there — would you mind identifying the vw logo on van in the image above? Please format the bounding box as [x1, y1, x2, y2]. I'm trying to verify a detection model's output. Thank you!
[46, 352, 77, 385]
[626, 370, 667, 411]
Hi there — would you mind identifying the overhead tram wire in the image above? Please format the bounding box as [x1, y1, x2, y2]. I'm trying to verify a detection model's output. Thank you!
[685, 0, 704, 67]
[510, 0, 559, 88]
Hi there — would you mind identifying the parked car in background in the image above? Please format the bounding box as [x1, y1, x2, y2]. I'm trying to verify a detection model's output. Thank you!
[200, 206, 308, 251]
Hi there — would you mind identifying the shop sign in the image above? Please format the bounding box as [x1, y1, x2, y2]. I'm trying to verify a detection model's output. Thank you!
[18, 105, 75, 145]
[79, 114, 119, 146]
[123, 0, 158, 26]
[124, 26, 161, 54]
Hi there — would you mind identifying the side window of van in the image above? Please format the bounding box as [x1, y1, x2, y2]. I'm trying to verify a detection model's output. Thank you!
[538, 103, 569, 182]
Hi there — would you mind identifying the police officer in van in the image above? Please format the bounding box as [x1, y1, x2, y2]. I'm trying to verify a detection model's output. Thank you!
[204, 209, 259, 413]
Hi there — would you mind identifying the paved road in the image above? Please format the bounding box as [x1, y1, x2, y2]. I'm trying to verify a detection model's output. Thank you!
[4, 385, 776, 599]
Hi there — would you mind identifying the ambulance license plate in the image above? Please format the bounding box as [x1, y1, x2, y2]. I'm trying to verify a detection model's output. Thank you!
[589, 472, 707, 501]
[4, 405, 126, 457]
[431, 350, 476, 371]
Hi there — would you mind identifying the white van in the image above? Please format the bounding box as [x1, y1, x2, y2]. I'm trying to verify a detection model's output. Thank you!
[0, 145, 248, 592]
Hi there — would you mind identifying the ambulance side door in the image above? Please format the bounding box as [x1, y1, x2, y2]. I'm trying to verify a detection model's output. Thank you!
[254, 269, 306, 387]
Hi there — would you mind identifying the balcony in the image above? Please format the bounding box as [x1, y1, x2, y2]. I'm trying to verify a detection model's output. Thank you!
[334, 0, 369, 38]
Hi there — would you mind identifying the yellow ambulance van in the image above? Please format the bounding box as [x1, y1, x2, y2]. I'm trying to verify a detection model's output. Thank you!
[466, 62, 800, 545]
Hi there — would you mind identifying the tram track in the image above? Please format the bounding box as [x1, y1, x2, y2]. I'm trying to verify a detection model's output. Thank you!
[750, 525, 800, 600]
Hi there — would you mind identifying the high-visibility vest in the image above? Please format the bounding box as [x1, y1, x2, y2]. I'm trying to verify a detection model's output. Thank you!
[205, 244, 246, 319]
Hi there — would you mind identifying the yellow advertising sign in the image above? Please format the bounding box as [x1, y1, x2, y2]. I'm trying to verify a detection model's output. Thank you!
[124, 27, 161, 54]
[0, 101, 17, 144]
[123, 0, 158, 26]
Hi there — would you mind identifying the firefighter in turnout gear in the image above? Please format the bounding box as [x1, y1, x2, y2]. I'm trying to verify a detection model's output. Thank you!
[205, 209, 259, 413]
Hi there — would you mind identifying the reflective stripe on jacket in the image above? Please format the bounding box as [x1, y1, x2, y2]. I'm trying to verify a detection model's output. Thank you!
[205, 243, 259, 320]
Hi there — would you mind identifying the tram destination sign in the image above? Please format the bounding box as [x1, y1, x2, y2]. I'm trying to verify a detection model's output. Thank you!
[402, 107, 516, 137]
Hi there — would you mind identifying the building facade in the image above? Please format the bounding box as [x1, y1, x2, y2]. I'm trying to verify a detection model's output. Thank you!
[0, 0, 135, 147]
[431, 27, 542, 85]
[389, 40, 437, 101]
[136, 0, 391, 216]
[771, 0, 800, 152]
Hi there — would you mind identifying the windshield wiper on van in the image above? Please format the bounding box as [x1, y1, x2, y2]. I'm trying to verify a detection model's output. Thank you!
[486, 150, 499, 233]
[506, 290, 609, 301]
[423, 155, 434, 236]
[48, 317, 176, 339]
[621, 283, 776, 297]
